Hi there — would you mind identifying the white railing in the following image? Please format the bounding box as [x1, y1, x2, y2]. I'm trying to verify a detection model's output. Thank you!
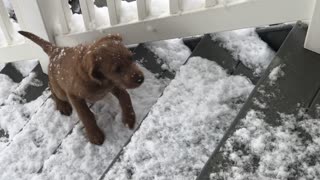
[0, 0, 319, 73]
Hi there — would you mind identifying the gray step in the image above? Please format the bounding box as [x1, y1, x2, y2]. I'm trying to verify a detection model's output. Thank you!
[256, 23, 294, 51]
[190, 34, 262, 84]
[197, 22, 320, 180]
[31, 41, 189, 180]
[0, 39, 186, 179]
[100, 29, 273, 179]
[0, 63, 24, 83]
[133, 44, 175, 79]
[0, 61, 49, 152]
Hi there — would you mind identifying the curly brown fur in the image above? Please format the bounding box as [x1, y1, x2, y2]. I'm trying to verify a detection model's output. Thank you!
[19, 31, 144, 145]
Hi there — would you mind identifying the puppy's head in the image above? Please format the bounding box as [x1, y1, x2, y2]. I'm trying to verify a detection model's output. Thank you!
[83, 34, 144, 89]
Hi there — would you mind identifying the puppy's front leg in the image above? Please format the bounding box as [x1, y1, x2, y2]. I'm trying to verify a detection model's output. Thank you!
[68, 95, 105, 145]
[111, 87, 136, 129]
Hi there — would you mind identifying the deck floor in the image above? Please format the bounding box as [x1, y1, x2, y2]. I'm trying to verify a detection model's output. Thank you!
[1, 23, 319, 180]
[198, 22, 320, 180]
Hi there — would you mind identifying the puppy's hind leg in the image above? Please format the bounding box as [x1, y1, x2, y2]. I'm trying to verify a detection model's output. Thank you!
[51, 92, 73, 116]
[49, 80, 73, 116]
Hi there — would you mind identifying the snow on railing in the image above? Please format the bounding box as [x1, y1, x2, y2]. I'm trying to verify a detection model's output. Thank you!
[0, 0, 319, 73]
[52, 0, 317, 47]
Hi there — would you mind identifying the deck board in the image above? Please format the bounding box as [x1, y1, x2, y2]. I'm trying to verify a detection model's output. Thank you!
[190, 34, 264, 84]
[0, 61, 49, 152]
[197, 22, 320, 180]
[33, 44, 177, 180]
[133, 44, 175, 79]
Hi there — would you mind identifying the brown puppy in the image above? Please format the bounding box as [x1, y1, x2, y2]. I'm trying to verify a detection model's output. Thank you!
[19, 31, 144, 145]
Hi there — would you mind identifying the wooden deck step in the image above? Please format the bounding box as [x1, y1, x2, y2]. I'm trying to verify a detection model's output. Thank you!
[0, 61, 49, 152]
[133, 44, 175, 79]
[32, 41, 186, 179]
[197, 22, 320, 180]
[191, 34, 262, 84]
[100, 31, 271, 179]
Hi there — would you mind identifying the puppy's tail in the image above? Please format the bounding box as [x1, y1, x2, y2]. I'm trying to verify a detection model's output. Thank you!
[19, 31, 55, 55]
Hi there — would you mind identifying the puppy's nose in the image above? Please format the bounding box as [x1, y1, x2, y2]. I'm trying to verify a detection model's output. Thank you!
[135, 75, 144, 84]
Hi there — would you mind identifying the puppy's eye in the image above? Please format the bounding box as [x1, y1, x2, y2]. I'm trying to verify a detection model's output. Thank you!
[114, 66, 122, 74]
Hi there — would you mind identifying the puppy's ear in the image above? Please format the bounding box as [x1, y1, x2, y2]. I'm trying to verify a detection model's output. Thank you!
[83, 52, 105, 85]
[96, 34, 123, 45]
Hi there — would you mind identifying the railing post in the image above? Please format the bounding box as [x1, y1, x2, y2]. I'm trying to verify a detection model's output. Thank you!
[170, 0, 182, 14]
[11, 0, 50, 73]
[305, 0, 320, 54]
[107, 0, 121, 25]
[205, 0, 218, 7]
[137, 0, 150, 20]
[79, 0, 96, 30]
[57, 0, 72, 34]
[0, 0, 14, 44]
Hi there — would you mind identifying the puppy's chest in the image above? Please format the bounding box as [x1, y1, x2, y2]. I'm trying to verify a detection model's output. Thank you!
[81, 85, 114, 102]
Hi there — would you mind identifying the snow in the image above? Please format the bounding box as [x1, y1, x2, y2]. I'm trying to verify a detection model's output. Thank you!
[0, 13, 283, 179]
[145, 38, 191, 72]
[0, 73, 46, 138]
[0, 63, 4, 71]
[105, 57, 254, 180]
[0, 59, 44, 102]
[119, 1, 138, 24]
[11, 60, 39, 77]
[183, 0, 205, 11]
[11, 19, 24, 43]
[0, 98, 78, 180]
[33, 67, 167, 180]
[0, 91, 49, 151]
[0, 0, 13, 46]
[94, 6, 110, 28]
[0, 0, 24, 46]
[149, 0, 169, 18]
[0, 74, 16, 104]
[0, 66, 168, 179]
[3, 0, 13, 10]
[0, 19, 24, 46]
[213, 110, 320, 179]
[68, 1, 138, 33]
[69, 14, 86, 33]
[211, 28, 275, 75]
[0, 71, 49, 152]
[66, 0, 254, 35]
[253, 98, 267, 109]
[0, 28, 6, 47]
[97, 1, 139, 26]
[269, 65, 285, 85]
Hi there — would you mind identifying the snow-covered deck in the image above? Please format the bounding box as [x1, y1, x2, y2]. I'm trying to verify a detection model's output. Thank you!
[199, 22, 320, 180]
[1, 22, 320, 180]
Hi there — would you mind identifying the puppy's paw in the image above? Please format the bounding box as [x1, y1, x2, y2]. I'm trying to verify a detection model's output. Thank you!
[123, 112, 136, 130]
[87, 128, 105, 145]
[57, 101, 73, 116]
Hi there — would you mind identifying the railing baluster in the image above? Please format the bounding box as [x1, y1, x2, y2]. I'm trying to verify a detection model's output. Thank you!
[107, 0, 121, 25]
[79, 0, 96, 30]
[305, 0, 320, 54]
[170, 0, 181, 14]
[137, 0, 150, 20]
[57, 0, 72, 33]
[205, 0, 218, 7]
[0, 0, 14, 44]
